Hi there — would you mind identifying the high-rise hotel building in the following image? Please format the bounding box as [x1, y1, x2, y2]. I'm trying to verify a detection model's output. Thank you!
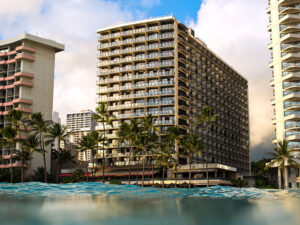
[268, 0, 300, 187]
[0, 33, 64, 172]
[96, 16, 249, 174]
[66, 110, 96, 161]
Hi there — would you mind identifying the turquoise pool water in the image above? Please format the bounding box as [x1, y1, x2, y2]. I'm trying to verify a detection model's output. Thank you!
[0, 182, 300, 225]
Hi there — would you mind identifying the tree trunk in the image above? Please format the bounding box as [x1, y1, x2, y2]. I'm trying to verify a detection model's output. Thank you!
[85, 150, 89, 182]
[142, 150, 145, 187]
[205, 125, 209, 187]
[152, 158, 154, 187]
[136, 157, 139, 184]
[162, 166, 165, 188]
[284, 165, 289, 189]
[102, 122, 106, 183]
[21, 160, 24, 182]
[128, 151, 131, 185]
[189, 156, 192, 188]
[10, 142, 13, 183]
[29, 156, 32, 182]
[41, 133, 47, 183]
[277, 167, 282, 189]
[56, 148, 60, 183]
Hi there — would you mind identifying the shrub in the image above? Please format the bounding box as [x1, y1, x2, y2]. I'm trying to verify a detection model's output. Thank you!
[63, 169, 85, 183]
[109, 180, 122, 185]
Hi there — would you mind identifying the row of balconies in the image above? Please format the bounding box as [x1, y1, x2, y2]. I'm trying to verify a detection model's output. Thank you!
[98, 61, 174, 75]
[97, 90, 174, 102]
[97, 70, 174, 84]
[0, 53, 35, 65]
[98, 42, 174, 58]
[97, 33, 174, 49]
[97, 80, 174, 93]
[107, 99, 175, 110]
[117, 109, 174, 119]
[98, 24, 174, 40]
[98, 51, 174, 67]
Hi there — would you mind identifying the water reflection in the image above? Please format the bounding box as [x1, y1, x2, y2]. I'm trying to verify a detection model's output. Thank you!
[0, 183, 300, 225]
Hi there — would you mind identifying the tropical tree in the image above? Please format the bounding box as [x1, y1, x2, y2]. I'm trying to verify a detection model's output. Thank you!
[1, 126, 17, 183]
[46, 123, 68, 183]
[165, 126, 181, 187]
[59, 149, 76, 170]
[267, 140, 299, 189]
[92, 102, 114, 183]
[26, 112, 52, 182]
[23, 134, 40, 181]
[156, 137, 175, 188]
[117, 119, 140, 185]
[90, 130, 105, 177]
[182, 133, 203, 188]
[78, 134, 97, 181]
[15, 147, 31, 182]
[6, 109, 27, 138]
[194, 106, 218, 187]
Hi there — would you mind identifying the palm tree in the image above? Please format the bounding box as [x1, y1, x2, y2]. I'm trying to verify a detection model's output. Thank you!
[140, 114, 158, 187]
[59, 149, 76, 171]
[15, 147, 31, 182]
[117, 119, 140, 185]
[267, 140, 299, 189]
[1, 126, 17, 183]
[194, 106, 218, 187]
[92, 102, 114, 183]
[165, 126, 181, 187]
[90, 130, 105, 177]
[6, 109, 27, 138]
[182, 133, 203, 188]
[26, 112, 52, 182]
[78, 134, 96, 181]
[46, 123, 68, 183]
[23, 134, 40, 181]
[156, 138, 175, 188]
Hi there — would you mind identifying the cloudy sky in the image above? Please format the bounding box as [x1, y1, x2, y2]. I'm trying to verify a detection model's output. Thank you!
[0, 0, 273, 161]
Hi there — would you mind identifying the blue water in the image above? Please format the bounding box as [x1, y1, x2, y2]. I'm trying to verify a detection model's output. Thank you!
[0, 182, 300, 225]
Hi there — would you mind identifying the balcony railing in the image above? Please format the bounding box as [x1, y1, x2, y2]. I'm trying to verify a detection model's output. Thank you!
[283, 81, 300, 88]
[97, 90, 174, 102]
[284, 101, 300, 108]
[285, 123, 300, 129]
[97, 70, 174, 84]
[118, 110, 175, 118]
[98, 42, 174, 57]
[98, 61, 174, 75]
[282, 62, 300, 69]
[97, 80, 174, 93]
[98, 51, 174, 66]
[107, 100, 175, 110]
[98, 24, 174, 40]
[279, 4, 300, 13]
[97, 33, 174, 49]
[280, 23, 300, 32]
[281, 43, 300, 51]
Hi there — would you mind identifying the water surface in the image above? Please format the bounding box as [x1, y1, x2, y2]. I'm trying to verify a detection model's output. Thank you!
[0, 182, 299, 225]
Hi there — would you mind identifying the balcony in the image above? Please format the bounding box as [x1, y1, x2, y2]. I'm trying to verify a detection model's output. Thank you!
[281, 43, 300, 52]
[282, 71, 300, 81]
[98, 42, 174, 58]
[118, 110, 174, 119]
[279, 14, 300, 24]
[97, 33, 174, 49]
[279, 0, 300, 6]
[15, 46, 36, 53]
[97, 90, 174, 102]
[284, 112, 300, 121]
[285, 123, 300, 130]
[282, 52, 300, 62]
[282, 62, 300, 72]
[97, 61, 174, 75]
[284, 102, 300, 110]
[283, 92, 300, 101]
[13, 81, 33, 87]
[14, 72, 34, 79]
[279, 5, 300, 15]
[283, 81, 300, 90]
[15, 54, 35, 61]
[97, 24, 174, 40]
[97, 80, 174, 93]
[280, 24, 300, 33]
[280, 33, 300, 43]
[97, 70, 174, 84]
[97, 52, 174, 67]
[107, 100, 175, 110]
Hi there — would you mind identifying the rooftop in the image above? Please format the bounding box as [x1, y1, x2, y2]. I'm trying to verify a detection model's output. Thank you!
[0, 33, 64, 52]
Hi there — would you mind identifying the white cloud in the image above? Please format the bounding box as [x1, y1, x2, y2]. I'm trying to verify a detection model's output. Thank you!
[0, 0, 134, 123]
[190, 0, 273, 157]
[140, 0, 161, 8]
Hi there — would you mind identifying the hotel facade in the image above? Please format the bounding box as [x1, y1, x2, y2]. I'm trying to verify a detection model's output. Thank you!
[268, 0, 300, 188]
[0, 33, 64, 172]
[66, 110, 96, 161]
[96, 16, 249, 177]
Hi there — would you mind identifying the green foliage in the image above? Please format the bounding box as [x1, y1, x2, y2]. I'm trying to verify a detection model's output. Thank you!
[32, 167, 55, 183]
[232, 179, 248, 188]
[63, 169, 86, 183]
[251, 158, 277, 188]
[109, 180, 122, 185]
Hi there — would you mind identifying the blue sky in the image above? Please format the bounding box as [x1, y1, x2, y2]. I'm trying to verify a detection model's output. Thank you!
[113, 0, 202, 23]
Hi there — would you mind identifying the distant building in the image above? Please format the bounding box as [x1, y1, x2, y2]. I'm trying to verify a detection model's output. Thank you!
[0, 33, 64, 172]
[268, 0, 300, 188]
[96, 16, 249, 177]
[52, 111, 61, 124]
[66, 110, 96, 161]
